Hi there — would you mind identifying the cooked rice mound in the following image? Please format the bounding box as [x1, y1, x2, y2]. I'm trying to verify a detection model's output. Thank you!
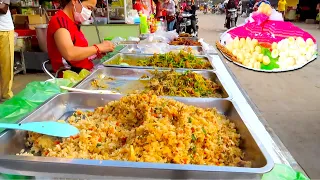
[25, 94, 250, 167]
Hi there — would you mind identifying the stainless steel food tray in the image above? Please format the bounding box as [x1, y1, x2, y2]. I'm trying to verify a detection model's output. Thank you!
[102, 53, 215, 70]
[74, 67, 230, 98]
[0, 93, 273, 179]
[120, 45, 205, 55]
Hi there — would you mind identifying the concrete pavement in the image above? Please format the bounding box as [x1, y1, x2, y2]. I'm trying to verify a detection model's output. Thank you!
[197, 13, 320, 178]
[9, 13, 320, 179]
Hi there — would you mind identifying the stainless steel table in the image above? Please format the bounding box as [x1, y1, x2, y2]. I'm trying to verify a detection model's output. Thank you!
[0, 50, 308, 179]
[210, 54, 307, 176]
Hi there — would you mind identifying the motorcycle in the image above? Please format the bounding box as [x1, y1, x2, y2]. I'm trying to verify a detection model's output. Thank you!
[225, 8, 237, 29]
[177, 12, 198, 37]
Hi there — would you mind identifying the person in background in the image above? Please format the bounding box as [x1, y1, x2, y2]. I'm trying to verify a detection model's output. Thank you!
[249, 0, 254, 11]
[218, 2, 224, 13]
[224, 0, 239, 28]
[47, 0, 115, 76]
[181, 0, 187, 10]
[203, 2, 208, 12]
[0, 0, 14, 101]
[237, 0, 242, 20]
[184, 0, 197, 35]
[295, 4, 300, 22]
[277, 0, 286, 18]
[162, 0, 176, 31]
[317, 2, 320, 29]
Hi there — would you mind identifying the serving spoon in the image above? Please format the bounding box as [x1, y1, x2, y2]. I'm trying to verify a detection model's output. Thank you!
[0, 122, 79, 138]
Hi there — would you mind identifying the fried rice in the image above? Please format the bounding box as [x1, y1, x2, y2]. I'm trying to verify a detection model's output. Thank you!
[23, 94, 250, 167]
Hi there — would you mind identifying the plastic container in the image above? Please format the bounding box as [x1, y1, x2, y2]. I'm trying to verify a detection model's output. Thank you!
[134, 17, 140, 24]
[139, 14, 149, 34]
[14, 29, 38, 47]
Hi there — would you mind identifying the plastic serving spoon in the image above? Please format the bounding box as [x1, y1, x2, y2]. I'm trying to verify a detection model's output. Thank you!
[0, 122, 79, 138]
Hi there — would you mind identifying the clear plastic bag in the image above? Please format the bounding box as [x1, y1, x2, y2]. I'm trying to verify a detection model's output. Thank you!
[137, 43, 170, 54]
[140, 31, 178, 44]
[127, 36, 140, 42]
[111, 37, 126, 45]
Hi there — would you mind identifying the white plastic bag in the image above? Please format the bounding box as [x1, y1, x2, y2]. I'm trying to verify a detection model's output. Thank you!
[127, 37, 140, 42]
[269, 9, 284, 21]
[199, 38, 216, 54]
[139, 31, 178, 44]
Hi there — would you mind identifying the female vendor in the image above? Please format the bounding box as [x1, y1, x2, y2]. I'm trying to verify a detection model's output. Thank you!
[47, 0, 115, 73]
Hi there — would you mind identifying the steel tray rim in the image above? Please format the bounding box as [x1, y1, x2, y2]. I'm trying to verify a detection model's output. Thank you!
[0, 153, 273, 173]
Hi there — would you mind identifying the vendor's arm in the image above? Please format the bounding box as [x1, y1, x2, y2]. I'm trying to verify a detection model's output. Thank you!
[0, 0, 9, 14]
[54, 28, 114, 61]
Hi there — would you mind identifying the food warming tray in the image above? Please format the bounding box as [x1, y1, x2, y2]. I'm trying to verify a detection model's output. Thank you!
[102, 53, 215, 71]
[0, 93, 274, 179]
[74, 67, 231, 99]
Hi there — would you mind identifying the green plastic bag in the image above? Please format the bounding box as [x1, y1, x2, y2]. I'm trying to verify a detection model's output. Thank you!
[0, 100, 35, 127]
[262, 164, 310, 180]
[0, 81, 61, 132]
[0, 81, 64, 180]
[1, 174, 32, 179]
[45, 78, 74, 89]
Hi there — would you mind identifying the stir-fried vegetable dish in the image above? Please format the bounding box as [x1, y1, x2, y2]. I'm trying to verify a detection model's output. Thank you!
[141, 70, 222, 97]
[137, 51, 212, 69]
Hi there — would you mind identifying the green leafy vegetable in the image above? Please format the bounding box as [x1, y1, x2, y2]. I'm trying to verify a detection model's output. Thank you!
[202, 127, 207, 135]
[191, 134, 197, 141]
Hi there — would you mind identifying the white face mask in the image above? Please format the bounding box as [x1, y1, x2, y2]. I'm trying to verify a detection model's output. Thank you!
[74, 1, 92, 23]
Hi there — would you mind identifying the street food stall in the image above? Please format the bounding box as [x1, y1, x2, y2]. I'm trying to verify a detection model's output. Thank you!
[11, 0, 155, 71]
[0, 2, 312, 180]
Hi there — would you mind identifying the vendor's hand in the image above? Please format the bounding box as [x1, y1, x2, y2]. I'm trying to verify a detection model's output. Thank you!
[97, 41, 115, 53]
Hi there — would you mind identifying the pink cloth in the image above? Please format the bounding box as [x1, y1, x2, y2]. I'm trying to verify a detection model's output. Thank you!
[228, 20, 316, 43]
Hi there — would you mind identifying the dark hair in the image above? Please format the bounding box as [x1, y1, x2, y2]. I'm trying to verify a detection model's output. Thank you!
[59, 0, 85, 8]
